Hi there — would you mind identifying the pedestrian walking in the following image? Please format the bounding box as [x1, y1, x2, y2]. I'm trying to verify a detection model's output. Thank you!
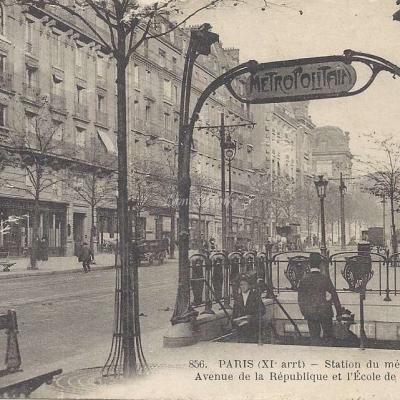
[232, 273, 266, 343]
[79, 242, 93, 273]
[298, 252, 342, 345]
[39, 236, 48, 262]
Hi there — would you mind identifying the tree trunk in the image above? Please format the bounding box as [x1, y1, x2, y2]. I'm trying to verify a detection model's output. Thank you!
[89, 174, 96, 257]
[169, 209, 176, 259]
[30, 172, 41, 270]
[116, 39, 136, 376]
[90, 202, 95, 260]
[172, 128, 192, 323]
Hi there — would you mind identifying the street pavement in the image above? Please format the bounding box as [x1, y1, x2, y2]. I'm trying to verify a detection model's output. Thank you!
[0, 253, 116, 279]
[0, 259, 178, 377]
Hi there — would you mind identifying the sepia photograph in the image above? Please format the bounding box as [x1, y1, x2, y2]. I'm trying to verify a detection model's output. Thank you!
[0, 0, 399, 398]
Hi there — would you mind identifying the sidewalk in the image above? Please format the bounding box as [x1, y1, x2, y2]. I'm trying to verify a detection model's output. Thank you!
[36, 324, 400, 400]
[0, 253, 116, 280]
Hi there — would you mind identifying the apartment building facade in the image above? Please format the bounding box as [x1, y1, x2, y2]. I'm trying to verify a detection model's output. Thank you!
[0, 4, 258, 255]
[251, 102, 314, 238]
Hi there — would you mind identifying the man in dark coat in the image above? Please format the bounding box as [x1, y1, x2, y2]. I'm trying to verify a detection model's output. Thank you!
[298, 252, 342, 344]
[80, 242, 93, 273]
[232, 273, 266, 343]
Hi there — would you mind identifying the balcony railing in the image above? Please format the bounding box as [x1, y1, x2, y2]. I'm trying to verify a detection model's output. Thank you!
[96, 110, 108, 126]
[50, 93, 67, 113]
[22, 83, 41, 101]
[0, 72, 12, 92]
[74, 102, 89, 120]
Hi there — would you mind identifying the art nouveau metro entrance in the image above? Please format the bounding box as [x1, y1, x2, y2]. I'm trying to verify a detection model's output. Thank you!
[166, 24, 400, 348]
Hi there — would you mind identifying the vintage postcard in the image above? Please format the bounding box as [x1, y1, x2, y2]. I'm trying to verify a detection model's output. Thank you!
[0, 0, 398, 399]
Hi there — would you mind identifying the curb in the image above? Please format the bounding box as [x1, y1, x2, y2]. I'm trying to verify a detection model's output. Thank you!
[0, 265, 115, 280]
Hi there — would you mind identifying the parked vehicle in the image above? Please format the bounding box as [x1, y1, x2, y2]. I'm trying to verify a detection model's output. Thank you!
[137, 239, 169, 266]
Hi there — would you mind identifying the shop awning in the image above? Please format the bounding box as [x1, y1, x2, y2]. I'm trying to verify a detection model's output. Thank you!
[97, 130, 116, 154]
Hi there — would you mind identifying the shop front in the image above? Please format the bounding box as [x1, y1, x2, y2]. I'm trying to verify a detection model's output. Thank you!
[0, 197, 67, 257]
[97, 207, 117, 252]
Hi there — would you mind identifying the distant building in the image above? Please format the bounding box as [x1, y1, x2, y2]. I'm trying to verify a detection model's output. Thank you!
[312, 126, 353, 179]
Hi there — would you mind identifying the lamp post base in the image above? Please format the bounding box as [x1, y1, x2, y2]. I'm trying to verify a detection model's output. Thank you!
[163, 321, 199, 348]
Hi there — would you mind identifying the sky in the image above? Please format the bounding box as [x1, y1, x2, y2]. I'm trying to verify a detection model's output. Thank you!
[185, 0, 400, 165]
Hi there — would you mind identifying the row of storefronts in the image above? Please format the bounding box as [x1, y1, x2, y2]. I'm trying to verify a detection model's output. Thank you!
[0, 194, 274, 257]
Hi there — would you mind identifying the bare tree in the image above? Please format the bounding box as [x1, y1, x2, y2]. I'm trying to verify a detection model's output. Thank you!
[296, 180, 319, 244]
[190, 169, 214, 250]
[361, 136, 400, 254]
[157, 147, 178, 257]
[129, 158, 161, 237]
[0, 99, 73, 269]
[67, 138, 117, 256]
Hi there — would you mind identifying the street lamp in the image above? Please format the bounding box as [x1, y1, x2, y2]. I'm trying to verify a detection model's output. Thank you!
[314, 175, 328, 256]
[224, 133, 236, 253]
[339, 172, 347, 250]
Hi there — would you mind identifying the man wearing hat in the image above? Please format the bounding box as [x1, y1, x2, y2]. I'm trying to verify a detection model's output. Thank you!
[298, 252, 342, 344]
[232, 273, 266, 343]
[332, 308, 359, 347]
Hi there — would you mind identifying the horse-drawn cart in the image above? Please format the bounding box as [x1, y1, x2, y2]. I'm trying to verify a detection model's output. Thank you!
[138, 239, 169, 266]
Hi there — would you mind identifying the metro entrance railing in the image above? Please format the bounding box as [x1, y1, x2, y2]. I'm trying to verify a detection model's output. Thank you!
[189, 249, 400, 313]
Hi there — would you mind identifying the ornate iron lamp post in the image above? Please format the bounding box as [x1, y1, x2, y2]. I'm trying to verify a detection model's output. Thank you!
[164, 24, 219, 347]
[224, 133, 237, 253]
[339, 172, 347, 250]
[314, 175, 328, 257]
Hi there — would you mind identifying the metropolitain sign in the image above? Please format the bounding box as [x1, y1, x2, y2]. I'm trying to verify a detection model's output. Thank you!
[245, 60, 357, 103]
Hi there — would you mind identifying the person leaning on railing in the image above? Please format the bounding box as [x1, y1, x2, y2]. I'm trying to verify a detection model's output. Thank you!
[298, 252, 342, 345]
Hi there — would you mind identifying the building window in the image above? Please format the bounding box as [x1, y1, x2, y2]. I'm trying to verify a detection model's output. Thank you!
[159, 49, 166, 68]
[25, 113, 36, 136]
[133, 64, 139, 87]
[173, 84, 178, 104]
[52, 74, 63, 96]
[76, 85, 85, 104]
[75, 45, 83, 67]
[76, 127, 86, 147]
[145, 104, 151, 122]
[26, 66, 37, 87]
[97, 55, 104, 77]
[25, 18, 34, 52]
[97, 93, 105, 111]
[144, 41, 149, 58]
[51, 33, 63, 68]
[0, 54, 5, 74]
[53, 121, 63, 141]
[163, 79, 171, 100]
[133, 100, 139, 122]
[172, 56, 177, 71]
[145, 69, 151, 86]
[0, 5, 4, 36]
[164, 113, 170, 132]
